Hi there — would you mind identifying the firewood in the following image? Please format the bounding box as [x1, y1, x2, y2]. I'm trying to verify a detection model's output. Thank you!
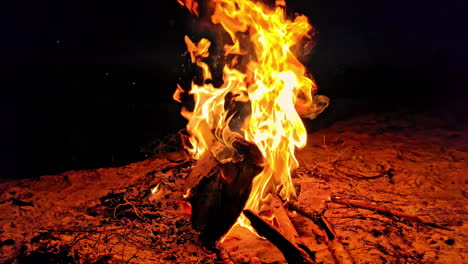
[243, 209, 316, 264]
[183, 150, 219, 192]
[270, 196, 318, 262]
[187, 137, 264, 248]
[279, 197, 354, 264]
[271, 195, 300, 242]
[320, 216, 355, 264]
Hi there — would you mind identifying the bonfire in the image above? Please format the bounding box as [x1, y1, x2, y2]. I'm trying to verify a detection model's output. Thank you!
[175, 0, 329, 251]
[0, 0, 466, 263]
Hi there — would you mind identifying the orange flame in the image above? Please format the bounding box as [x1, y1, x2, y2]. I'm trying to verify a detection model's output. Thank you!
[177, 0, 200, 16]
[176, 0, 323, 234]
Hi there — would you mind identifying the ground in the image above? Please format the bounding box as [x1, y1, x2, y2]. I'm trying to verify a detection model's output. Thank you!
[0, 109, 466, 263]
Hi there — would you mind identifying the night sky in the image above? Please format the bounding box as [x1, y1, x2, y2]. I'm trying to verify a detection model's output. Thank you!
[1, 0, 467, 178]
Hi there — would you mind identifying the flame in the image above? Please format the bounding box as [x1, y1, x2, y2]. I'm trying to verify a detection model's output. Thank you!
[177, 0, 200, 16]
[177, 0, 320, 234]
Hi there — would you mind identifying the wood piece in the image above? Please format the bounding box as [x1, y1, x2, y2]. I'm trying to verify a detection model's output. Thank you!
[271, 196, 300, 242]
[183, 150, 219, 192]
[333, 162, 395, 182]
[280, 197, 354, 264]
[271, 196, 317, 260]
[328, 196, 453, 230]
[273, 190, 331, 239]
[320, 216, 355, 264]
[243, 209, 316, 264]
[187, 137, 264, 248]
[282, 198, 333, 238]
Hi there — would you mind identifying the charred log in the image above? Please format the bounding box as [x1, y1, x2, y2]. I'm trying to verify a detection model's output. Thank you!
[187, 137, 264, 248]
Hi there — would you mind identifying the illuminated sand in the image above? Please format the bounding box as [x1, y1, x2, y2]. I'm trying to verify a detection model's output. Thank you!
[1, 111, 466, 263]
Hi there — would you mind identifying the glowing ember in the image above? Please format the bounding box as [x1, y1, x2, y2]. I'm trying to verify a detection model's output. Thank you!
[176, 0, 328, 234]
[151, 184, 160, 194]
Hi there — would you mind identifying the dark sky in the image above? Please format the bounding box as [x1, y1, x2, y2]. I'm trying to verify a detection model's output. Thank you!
[3, 0, 467, 100]
[1, 0, 467, 178]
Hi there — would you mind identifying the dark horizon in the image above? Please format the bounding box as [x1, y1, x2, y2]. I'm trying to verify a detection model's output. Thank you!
[1, 0, 467, 178]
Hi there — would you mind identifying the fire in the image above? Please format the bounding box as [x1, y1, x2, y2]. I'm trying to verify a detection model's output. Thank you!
[176, 0, 326, 234]
[177, 0, 199, 16]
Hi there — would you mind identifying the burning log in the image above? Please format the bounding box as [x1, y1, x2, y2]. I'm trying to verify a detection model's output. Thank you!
[186, 136, 264, 248]
[243, 209, 316, 264]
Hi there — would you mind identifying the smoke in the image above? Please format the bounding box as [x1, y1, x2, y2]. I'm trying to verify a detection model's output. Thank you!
[300, 94, 330, 120]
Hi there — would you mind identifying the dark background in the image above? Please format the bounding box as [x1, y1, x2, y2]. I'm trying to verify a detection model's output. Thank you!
[1, 0, 467, 178]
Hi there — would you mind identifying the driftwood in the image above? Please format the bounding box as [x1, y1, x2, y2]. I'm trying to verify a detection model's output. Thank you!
[186, 137, 264, 248]
[243, 209, 316, 264]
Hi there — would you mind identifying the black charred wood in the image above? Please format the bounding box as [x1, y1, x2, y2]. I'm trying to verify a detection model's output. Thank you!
[188, 138, 263, 248]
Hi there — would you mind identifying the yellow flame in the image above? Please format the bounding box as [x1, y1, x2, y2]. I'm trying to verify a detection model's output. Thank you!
[177, 0, 317, 234]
